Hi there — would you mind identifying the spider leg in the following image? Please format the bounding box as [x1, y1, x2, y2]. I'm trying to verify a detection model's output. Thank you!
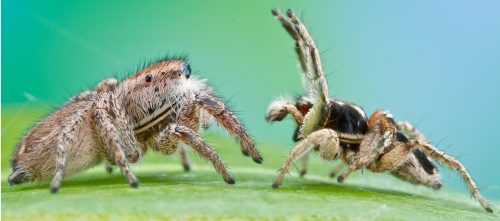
[155, 124, 235, 184]
[199, 109, 212, 130]
[272, 9, 329, 138]
[178, 144, 191, 171]
[373, 119, 490, 212]
[69, 78, 118, 103]
[110, 93, 144, 163]
[150, 141, 190, 171]
[367, 141, 417, 173]
[338, 112, 397, 183]
[417, 140, 493, 213]
[105, 164, 114, 174]
[239, 142, 250, 156]
[94, 78, 118, 93]
[299, 152, 310, 177]
[272, 9, 313, 94]
[50, 105, 91, 193]
[195, 93, 263, 163]
[94, 92, 139, 188]
[392, 121, 443, 189]
[265, 97, 304, 123]
[71, 79, 121, 176]
[329, 162, 346, 178]
[397, 121, 426, 140]
[265, 97, 311, 177]
[286, 9, 329, 103]
[69, 90, 95, 103]
[273, 129, 340, 188]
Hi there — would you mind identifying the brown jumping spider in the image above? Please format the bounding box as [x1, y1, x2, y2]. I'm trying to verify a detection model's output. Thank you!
[265, 9, 492, 212]
[8, 57, 263, 193]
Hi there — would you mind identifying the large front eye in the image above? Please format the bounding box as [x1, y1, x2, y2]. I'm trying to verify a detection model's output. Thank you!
[145, 73, 153, 82]
[178, 63, 191, 79]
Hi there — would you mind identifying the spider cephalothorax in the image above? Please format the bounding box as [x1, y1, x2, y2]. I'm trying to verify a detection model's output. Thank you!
[9, 57, 262, 192]
[265, 9, 492, 212]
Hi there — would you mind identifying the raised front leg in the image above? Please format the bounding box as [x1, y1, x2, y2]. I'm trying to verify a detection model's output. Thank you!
[154, 124, 235, 184]
[94, 92, 139, 188]
[195, 93, 263, 164]
[272, 9, 330, 139]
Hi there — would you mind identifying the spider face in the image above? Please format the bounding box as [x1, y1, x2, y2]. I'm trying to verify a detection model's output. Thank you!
[116, 59, 202, 132]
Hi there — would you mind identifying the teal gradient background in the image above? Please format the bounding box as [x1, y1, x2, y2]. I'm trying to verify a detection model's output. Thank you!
[3, 0, 500, 200]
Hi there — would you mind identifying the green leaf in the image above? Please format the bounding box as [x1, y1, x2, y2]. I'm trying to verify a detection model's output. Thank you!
[2, 107, 498, 220]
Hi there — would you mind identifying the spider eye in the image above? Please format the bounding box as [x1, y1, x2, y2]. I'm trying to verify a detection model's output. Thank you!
[178, 63, 191, 79]
[184, 64, 191, 79]
[145, 73, 153, 82]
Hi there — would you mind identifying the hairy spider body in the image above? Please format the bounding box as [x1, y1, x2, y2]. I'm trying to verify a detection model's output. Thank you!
[266, 9, 492, 212]
[296, 97, 440, 185]
[271, 96, 442, 189]
[9, 58, 262, 192]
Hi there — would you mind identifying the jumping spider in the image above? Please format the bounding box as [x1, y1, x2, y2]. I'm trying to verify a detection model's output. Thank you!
[265, 9, 492, 213]
[9, 57, 263, 192]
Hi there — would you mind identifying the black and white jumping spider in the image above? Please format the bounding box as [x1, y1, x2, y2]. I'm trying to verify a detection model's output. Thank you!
[265, 9, 492, 213]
